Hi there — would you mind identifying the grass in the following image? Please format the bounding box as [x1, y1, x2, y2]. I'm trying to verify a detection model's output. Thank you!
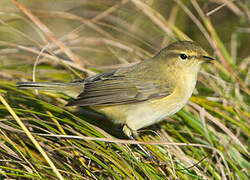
[0, 0, 249, 179]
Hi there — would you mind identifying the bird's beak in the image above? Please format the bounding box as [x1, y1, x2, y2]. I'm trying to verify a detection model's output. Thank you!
[199, 55, 215, 62]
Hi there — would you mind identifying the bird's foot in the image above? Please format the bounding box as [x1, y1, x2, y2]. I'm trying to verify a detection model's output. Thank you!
[123, 125, 164, 164]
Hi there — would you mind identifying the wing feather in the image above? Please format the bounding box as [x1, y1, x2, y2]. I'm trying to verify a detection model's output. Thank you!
[67, 68, 173, 106]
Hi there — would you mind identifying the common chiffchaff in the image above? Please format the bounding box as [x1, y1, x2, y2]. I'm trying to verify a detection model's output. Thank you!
[17, 41, 214, 138]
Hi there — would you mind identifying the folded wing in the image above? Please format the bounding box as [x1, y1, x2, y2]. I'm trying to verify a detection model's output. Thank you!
[67, 69, 173, 106]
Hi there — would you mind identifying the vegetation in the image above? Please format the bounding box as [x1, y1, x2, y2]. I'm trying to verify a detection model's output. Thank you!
[0, 0, 249, 179]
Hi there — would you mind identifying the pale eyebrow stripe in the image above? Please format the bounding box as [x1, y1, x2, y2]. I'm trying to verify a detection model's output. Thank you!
[169, 50, 198, 56]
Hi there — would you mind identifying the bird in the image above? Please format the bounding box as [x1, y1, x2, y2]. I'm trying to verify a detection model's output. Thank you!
[16, 41, 214, 139]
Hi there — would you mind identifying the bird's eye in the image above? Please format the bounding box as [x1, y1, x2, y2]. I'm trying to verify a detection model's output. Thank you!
[179, 53, 188, 60]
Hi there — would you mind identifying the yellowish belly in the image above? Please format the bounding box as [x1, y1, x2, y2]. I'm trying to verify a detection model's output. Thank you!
[92, 71, 198, 132]
[92, 85, 194, 131]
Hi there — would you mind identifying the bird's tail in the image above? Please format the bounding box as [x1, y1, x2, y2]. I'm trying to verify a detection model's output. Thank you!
[16, 81, 84, 98]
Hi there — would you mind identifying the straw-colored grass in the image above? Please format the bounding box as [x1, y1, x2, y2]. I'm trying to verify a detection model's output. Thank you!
[0, 0, 249, 179]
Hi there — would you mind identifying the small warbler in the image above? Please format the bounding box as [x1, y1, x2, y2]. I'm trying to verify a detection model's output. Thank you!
[17, 41, 214, 138]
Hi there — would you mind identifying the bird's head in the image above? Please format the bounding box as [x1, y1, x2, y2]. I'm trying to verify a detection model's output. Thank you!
[157, 41, 214, 73]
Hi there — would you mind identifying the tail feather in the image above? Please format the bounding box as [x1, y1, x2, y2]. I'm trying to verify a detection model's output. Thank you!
[17, 82, 69, 90]
[16, 81, 84, 98]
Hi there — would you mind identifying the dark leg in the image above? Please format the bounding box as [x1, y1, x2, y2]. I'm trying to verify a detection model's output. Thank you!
[123, 125, 159, 162]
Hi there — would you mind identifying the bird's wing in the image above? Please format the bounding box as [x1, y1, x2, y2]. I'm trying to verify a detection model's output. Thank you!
[66, 68, 173, 106]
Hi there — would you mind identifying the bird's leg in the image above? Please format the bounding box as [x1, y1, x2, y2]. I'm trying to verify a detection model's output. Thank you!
[122, 124, 137, 138]
[123, 125, 157, 162]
